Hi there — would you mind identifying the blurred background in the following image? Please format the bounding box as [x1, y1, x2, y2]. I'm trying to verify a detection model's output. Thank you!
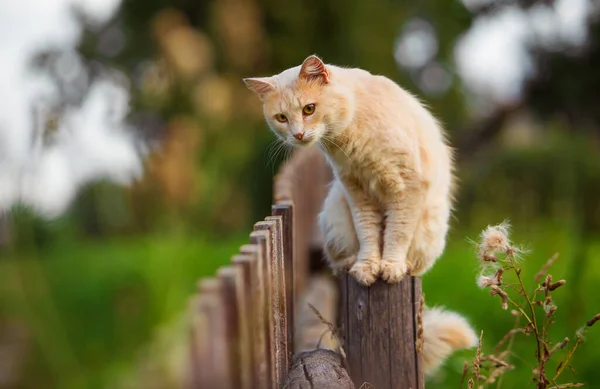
[0, 0, 599, 388]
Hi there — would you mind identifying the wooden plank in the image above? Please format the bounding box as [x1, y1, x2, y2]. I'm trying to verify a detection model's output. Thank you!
[217, 266, 246, 389]
[188, 295, 204, 389]
[340, 274, 349, 367]
[413, 277, 425, 388]
[389, 277, 420, 389]
[262, 216, 290, 373]
[345, 274, 368, 386]
[240, 244, 269, 389]
[197, 278, 232, 389]
[343, 275, 422, 389]
[369, 281, 391, 389]
[231, 255, 255, 389]
[250, 229, 277, 389]
[292, 173, 309, 297]
[271, 203, 295, 357]
[194, 289, 215, 388]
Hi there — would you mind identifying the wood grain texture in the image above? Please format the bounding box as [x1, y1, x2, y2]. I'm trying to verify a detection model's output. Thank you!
[413, 278, 425, 388]
[257, 218, 289, 385]
[197, 278, 231, 389]
[231, 254, 255, 389]
[283, 349, 354, 389]
[250, 230, 277, 389]
[342, 275, 423, 389]
[272, 202, 295, 357]
[240, 244, 270, 389]
[217, 266, 246, 389]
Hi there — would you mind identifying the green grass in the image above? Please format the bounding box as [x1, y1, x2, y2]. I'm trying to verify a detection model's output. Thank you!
[423, 223, 600, 388]
[0, 234, 245, 389]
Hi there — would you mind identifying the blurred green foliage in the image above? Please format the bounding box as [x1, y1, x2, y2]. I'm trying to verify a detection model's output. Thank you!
[1, 0, 600, 388]
[425, 223, 600, 388]
[1, 214, 245, 388]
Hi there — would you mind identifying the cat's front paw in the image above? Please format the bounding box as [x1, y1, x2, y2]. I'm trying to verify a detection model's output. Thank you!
[380, 260, 408, 283]
[349, 260, 380, 286]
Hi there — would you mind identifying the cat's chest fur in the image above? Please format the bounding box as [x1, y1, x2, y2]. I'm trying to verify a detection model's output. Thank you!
[324, 148, 388, 199]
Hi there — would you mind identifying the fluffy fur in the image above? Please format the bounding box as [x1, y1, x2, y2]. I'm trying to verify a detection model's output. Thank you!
[245, 55, 474, 376]
[245, 55, 453, 286]
[421, 307, 478, 374]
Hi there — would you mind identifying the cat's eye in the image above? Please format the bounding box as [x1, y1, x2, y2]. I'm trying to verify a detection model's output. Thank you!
[275, 114, 288, 123]
[303, 104, 316, 116]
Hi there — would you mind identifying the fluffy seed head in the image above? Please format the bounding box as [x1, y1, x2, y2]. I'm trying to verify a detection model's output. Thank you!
[478, 222, 511, 259]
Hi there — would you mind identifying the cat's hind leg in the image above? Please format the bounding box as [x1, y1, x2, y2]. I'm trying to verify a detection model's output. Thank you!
[318, 180, 359, 275]
[407, 201, 450, 275]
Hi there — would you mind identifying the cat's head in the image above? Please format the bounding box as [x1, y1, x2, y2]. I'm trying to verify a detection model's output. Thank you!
[244, 55, 354, 147]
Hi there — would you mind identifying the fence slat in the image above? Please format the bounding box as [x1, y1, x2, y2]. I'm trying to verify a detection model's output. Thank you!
[271, 203, 295, 357]
[389, 277, 422, 389]
[240, 244, 269, 389]
[413, 278, 425, 387]
[249, 229, 277, 389]
[259, 217, 289, 378]
[343, 275, 423, 389]
[231, 254, 255, 389]
[197, 278, 232, 389]
[188, 295, 205, 389]
[217, 266, 247, 389]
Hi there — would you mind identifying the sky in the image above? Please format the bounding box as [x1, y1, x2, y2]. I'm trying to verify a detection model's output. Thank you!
[0, 0, 140, 217]
[0, 0, 595, 217]
[455, 0, 593, 108]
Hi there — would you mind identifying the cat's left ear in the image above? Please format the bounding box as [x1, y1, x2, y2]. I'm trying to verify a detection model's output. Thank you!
[299, 55, 330, 84]
[243, 77, 276, 100]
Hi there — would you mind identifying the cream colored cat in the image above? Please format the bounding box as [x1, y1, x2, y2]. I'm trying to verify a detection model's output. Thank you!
[244, 55, 453, 286]
[245, 55, 475, 375]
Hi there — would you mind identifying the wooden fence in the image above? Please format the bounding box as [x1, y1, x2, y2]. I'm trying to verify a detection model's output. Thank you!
[187, 147, 423, 389]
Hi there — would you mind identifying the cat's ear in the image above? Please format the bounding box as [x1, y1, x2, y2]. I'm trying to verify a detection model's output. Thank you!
[243, 77, 276, 100]
[299, 55, 330, 84]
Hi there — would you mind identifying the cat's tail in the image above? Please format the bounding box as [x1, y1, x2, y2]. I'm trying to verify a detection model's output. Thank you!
[421, 307, 478, 375]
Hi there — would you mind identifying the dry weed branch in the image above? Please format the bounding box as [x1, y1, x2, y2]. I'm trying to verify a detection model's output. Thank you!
[462, 222, 599, 389]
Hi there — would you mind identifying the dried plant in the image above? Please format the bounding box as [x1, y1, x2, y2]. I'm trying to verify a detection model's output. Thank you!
[462, 222, 599, 389]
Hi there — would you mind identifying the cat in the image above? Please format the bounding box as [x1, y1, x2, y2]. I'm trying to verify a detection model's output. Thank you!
[244, 55, 475, 376]
[244, 55, 453, 287]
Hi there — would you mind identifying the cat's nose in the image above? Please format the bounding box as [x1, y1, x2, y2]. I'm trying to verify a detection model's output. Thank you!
[294, 132, 304, 141]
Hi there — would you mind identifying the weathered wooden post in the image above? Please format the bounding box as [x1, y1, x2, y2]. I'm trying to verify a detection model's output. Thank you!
[342, 275, 424, 389]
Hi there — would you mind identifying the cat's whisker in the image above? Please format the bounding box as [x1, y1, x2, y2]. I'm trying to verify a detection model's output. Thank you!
[264, 140, 277, 159]
[320, 135, 350, 161]
[265, 139, 279, 165]
[266, 139, 288, 173]
[321, 130, 349, 144]
[283, 143, 293, 166]
[276, 141, 290, 164]
[266, 139, 287, 161]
